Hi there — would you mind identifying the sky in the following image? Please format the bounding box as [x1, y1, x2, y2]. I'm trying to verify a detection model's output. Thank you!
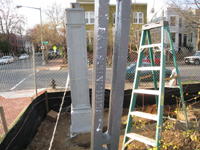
[14, 0, 166, 29]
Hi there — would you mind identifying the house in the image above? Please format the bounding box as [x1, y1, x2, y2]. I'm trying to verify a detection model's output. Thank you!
[163, 7, 199, 52]
[24, 40, 32, 53]
[77, 0, 147, 52]
[9, 34, 22, 53]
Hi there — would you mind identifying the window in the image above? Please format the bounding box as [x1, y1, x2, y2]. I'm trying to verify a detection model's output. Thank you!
[170, 16, 176, 26]
[179, 18, 182, 28]
[138, 12, 143, 23]
[17, 40, 22, 44]
[11, 37, 14, 43]
[133, 12, 144, 24]
[113, 13, 116, 25]
[85, 11, 94, 24]
[171, 33, 176, 43]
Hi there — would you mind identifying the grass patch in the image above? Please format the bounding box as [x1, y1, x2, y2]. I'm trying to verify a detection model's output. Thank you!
[181, 80, 200, 84]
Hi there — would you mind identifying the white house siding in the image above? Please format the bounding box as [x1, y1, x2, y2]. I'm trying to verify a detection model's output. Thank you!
[163, 7, 198, 52]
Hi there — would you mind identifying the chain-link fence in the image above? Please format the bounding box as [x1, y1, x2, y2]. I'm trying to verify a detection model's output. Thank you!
[0, 53, 35, 140]
[125, 49, 200, 89]
[0, 49, 199, 139]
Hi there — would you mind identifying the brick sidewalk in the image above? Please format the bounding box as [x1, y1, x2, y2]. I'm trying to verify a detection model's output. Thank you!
[0, 89, 46, 137]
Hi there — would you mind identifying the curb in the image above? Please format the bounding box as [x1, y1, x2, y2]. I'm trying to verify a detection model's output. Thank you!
[48, 66, 61, 70]
[36, 66, 61, 71]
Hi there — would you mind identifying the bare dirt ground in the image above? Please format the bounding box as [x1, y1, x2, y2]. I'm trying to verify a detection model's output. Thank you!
[26, 101, 200, 150]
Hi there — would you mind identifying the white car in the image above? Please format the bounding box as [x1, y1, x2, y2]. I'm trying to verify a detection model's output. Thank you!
[19, 54, 29, 60]
[0, 56, 14, 64]
[184, 51, 200, 65]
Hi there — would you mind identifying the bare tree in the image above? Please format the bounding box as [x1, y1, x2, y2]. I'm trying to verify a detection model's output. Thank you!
[16, 23, 26, 53]
[0, 0, 26, 53]
[27, 22, 64, 52]
[44, 2, 66, 45]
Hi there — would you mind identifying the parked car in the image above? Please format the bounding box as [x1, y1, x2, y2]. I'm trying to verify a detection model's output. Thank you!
[19, 54, 29, 60]
[184, 51, 200, 65]
[48, 50, 60, 59]
[143, 55, 161, 65]
[0, 56, 14, 64]
[135, 55, 161, 65]
[35, 52, 42, 56]
[126, 62, 171, 82]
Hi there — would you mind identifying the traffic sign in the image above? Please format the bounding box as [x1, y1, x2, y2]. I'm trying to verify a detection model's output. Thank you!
[43, 41, 48, 44]
[41, 46, 45, 50]
[53, 46, 57, 50]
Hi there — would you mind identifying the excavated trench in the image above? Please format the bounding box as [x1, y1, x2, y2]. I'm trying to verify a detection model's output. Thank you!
[0, 83, 200, 150]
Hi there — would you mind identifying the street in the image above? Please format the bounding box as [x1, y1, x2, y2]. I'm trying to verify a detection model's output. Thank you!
[0, 56, 199, 93]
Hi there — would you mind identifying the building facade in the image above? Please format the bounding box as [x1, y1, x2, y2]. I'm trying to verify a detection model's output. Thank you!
[76, 0, 147, 50]
[163, 7, 199, 52]
[9, 34, 22, 53]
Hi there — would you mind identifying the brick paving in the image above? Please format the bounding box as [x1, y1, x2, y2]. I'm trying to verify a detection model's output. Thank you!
[0, 96, 31, 136]
[0, 89, 46, 137]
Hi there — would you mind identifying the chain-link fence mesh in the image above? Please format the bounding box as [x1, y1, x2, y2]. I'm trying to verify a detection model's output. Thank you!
[0, 49, 199, 139]
[0, 53, 35, 139]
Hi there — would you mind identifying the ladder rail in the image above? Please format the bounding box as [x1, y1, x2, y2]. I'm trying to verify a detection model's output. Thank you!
[122, 29, 146, 149]
[155, 26, 166, 147]
[166, 26, 189, 130]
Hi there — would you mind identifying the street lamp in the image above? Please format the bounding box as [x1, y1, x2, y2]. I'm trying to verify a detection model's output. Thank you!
[16, 5, 45, 65]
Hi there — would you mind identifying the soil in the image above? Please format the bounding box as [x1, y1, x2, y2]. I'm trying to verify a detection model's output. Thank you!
[26, 103, 200, 150]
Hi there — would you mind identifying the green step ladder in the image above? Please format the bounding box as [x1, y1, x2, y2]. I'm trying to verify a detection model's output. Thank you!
[122, 21, 189, 150]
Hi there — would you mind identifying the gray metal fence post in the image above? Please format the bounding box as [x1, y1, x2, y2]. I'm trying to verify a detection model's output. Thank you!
[0, 106, 8, 135]
[66, 3, 91, 134]
[107, 0, 131, 149]
[32, 43, 38, 97]
[91, 0, 131, 149]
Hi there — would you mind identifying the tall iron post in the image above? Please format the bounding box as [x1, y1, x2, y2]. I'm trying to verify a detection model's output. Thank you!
[91, 0, 110, 149]
[91, 0, 131, 149]
[39, 8, 45, 66]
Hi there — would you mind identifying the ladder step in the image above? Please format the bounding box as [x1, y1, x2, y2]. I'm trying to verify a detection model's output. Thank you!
[126, 133, 156, 147]
[140, 43, 162, 50]
[130, 111, 158, 121]
[137, 66, 161, 71]
[134, 89, 160, 95]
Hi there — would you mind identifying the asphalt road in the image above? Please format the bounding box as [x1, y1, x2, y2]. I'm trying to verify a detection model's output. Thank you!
[0, 56, 199, 93]
[166, 65, 200, 81]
